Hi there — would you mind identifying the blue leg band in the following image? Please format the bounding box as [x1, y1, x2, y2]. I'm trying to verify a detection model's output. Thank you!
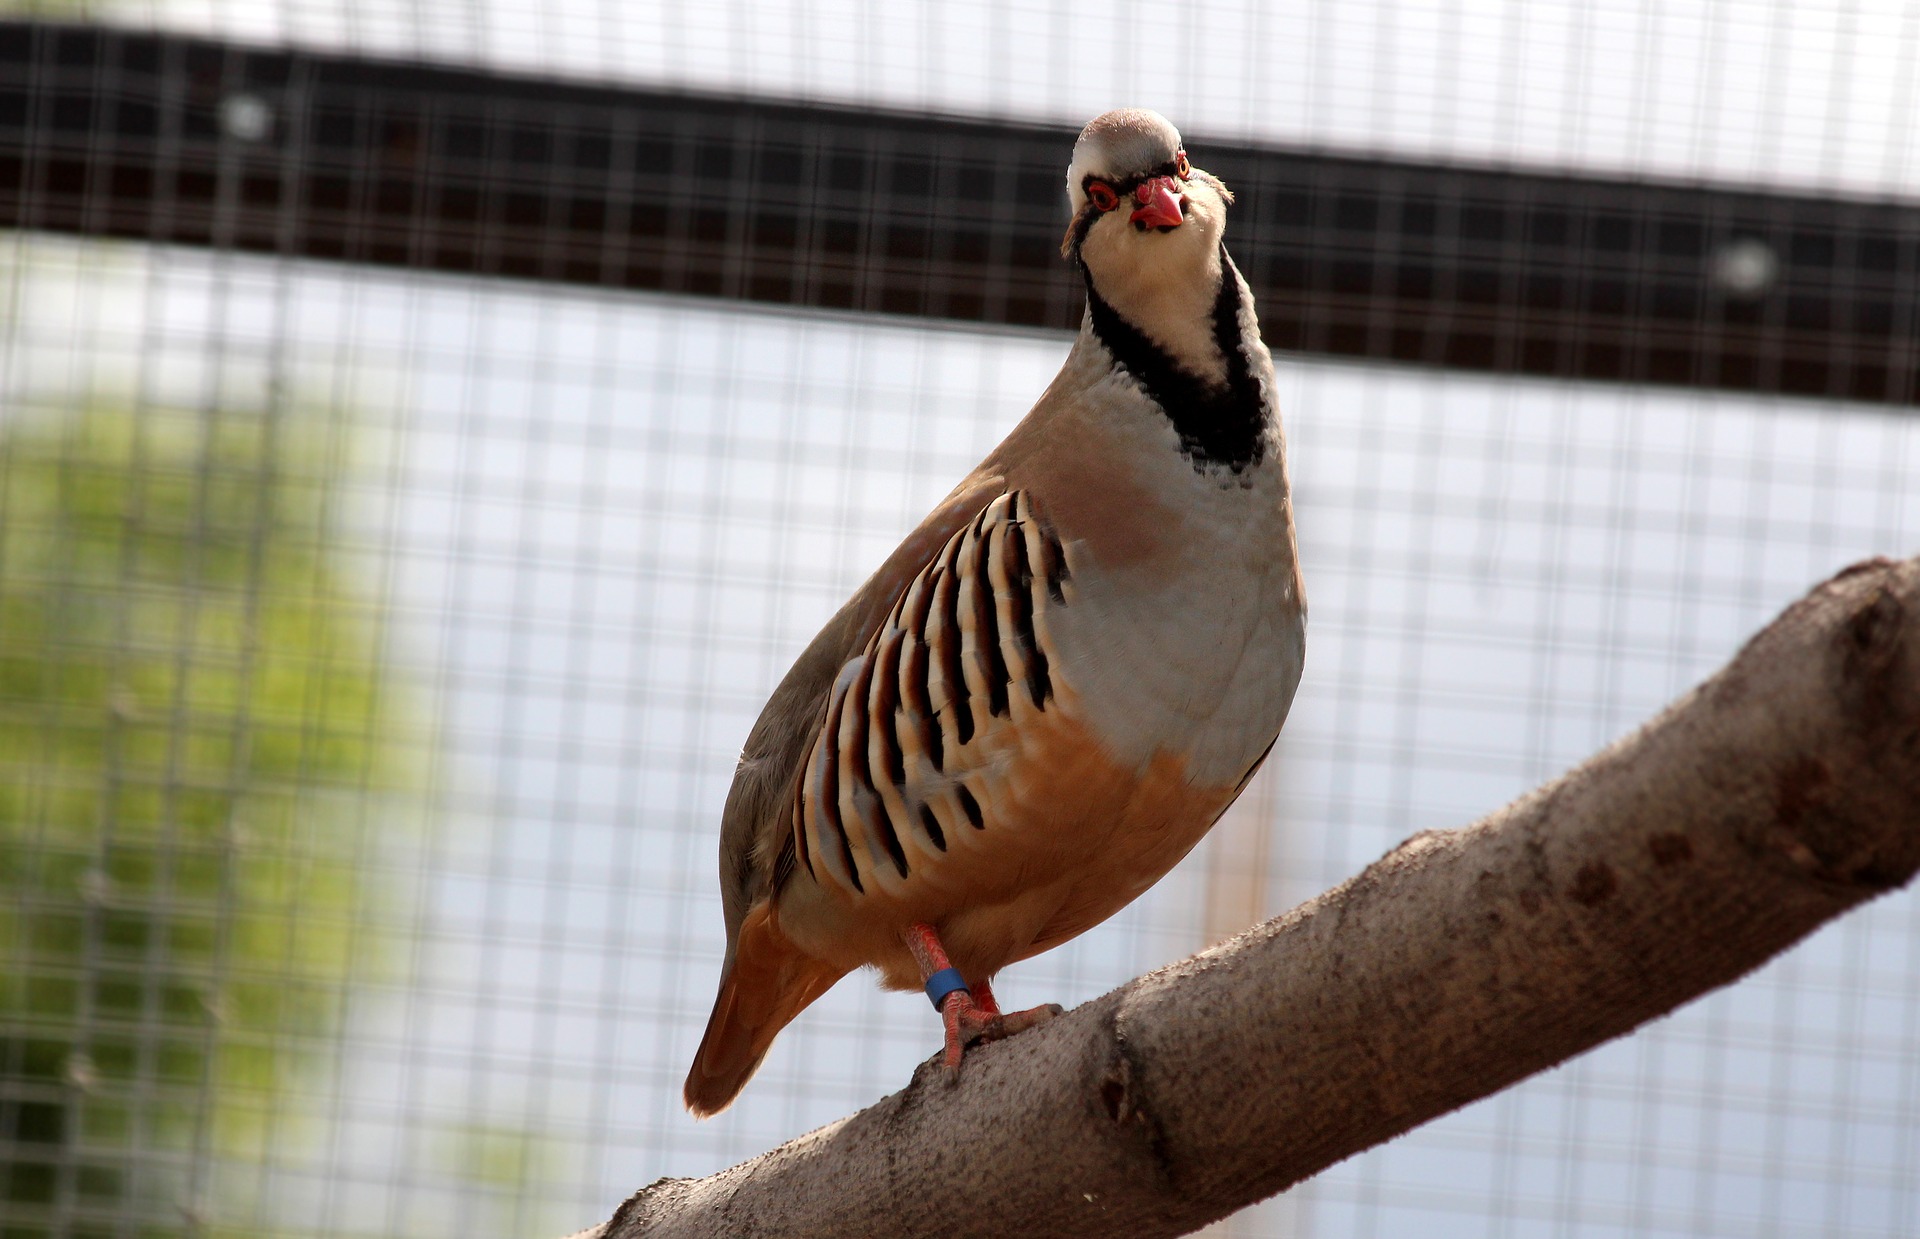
[924, 967, 970, 1010]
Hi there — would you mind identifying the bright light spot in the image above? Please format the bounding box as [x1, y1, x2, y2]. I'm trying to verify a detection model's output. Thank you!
[1711, 238, 1779, 299]
[221, 93, 273, 142]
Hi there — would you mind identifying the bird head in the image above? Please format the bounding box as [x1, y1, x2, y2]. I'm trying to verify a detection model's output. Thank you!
[1060, 108, 1234, 267]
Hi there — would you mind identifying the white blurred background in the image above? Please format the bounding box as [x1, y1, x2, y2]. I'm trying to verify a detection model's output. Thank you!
[2, 2, 1918, 1236]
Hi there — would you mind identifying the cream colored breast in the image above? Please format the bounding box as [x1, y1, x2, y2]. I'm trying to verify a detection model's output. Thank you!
[1040, 382, 1306, 789]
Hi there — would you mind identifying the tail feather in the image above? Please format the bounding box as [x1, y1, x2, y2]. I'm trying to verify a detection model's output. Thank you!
[684, 905, 842, 1117]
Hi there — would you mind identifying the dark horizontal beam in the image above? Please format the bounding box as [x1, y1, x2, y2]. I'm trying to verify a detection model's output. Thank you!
[4, 21, 1919, 404]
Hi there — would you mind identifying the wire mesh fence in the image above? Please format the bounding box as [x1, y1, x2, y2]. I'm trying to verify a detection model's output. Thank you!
[0, 3, 1917, 1238]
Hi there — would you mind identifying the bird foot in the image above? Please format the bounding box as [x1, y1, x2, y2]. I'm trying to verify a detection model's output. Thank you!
[901, 921, 1064, 1077]
[940, 993, 1065, 1076]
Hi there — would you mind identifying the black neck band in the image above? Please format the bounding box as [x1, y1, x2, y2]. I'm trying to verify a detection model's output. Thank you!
[1083, 244, 1266, 472]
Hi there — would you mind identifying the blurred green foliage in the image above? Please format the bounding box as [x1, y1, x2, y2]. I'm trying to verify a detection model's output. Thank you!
[0, 1, 106, 16]
[0, 1, 103, 17]
[0, 405, 406, 1236]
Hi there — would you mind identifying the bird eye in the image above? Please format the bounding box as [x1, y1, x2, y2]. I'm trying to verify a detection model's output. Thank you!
[1086, 180, 1120, 212]
[1175, 151, 1191, 179]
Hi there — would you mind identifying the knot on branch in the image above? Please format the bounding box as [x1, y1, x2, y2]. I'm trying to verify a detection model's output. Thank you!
[1098, 1010, 1176, 1189]
[1567, 860, 1618, 907]
[1839, 580, 1908, 718]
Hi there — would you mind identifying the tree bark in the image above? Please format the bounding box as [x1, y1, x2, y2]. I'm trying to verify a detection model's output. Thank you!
[588, 556, 1920, 1239]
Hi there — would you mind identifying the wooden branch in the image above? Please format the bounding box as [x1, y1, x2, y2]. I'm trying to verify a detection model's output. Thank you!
[587, 555, 1920, 1239]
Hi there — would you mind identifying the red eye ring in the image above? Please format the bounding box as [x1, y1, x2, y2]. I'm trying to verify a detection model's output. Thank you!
[1086, 179, 1120, 212]
[1175, 150, 1191, 179]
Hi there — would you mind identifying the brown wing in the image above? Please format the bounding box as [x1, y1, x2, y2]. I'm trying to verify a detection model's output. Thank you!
[786, 488, 1076, 903]
[710, 472, 1009, 966]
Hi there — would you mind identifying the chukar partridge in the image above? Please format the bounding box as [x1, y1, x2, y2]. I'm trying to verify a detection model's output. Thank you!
[684, 108, 1306, 1117]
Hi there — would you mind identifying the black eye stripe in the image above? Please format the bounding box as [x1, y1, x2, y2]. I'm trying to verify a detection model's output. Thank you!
[1083, 159, 1186, 200]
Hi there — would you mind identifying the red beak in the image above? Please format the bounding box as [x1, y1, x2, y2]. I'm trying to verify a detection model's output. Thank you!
[1130, 176, 1185, 229]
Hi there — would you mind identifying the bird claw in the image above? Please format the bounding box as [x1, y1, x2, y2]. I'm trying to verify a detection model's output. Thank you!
[940, 996, 1065, 1077]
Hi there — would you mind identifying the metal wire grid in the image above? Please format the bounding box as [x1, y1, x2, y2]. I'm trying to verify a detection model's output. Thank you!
[3, 233, 1917, 1239]
[0, 2, 1916, 1237]
[80, 0, 1920, 200]
[10, 21, 1918, 405]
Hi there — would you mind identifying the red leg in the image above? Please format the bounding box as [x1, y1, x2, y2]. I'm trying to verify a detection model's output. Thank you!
[901, 923, 1061, 1076]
